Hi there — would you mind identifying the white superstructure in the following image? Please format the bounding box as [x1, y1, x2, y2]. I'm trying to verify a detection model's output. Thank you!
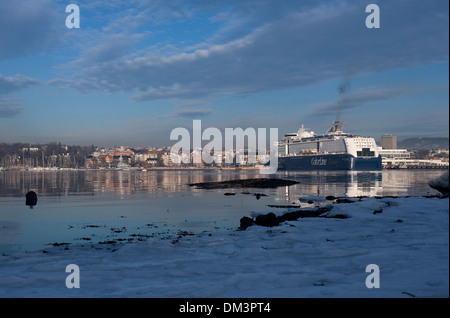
[278, 121, 379, 158]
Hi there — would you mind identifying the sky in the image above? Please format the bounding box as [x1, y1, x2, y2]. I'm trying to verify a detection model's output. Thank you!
[0, 0, 448, 147]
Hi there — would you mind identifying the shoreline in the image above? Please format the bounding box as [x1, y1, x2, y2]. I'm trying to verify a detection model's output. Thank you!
[0, 166, 260, 172]
[2, 193, 447, 257]
[1, 166, 448, 172]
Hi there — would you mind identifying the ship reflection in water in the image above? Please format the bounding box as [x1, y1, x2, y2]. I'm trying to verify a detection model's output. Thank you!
[276, 171, 383, 204]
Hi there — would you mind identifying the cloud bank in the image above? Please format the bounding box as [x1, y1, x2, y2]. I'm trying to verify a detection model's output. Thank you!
[0, 0, 61, 60]
[51, 0, 448, 105]
[0, 99, 22, 118]
[0, 75, 40, 95]
[0, 74, 40, 118]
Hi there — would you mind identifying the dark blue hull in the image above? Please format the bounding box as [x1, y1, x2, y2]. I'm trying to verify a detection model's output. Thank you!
[278, 154, 382, 171]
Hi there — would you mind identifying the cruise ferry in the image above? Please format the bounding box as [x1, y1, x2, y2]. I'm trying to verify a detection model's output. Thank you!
[278, 121, 382, 170]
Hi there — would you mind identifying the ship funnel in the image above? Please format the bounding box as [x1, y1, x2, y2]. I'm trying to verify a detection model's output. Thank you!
[327, 121, 343, 134]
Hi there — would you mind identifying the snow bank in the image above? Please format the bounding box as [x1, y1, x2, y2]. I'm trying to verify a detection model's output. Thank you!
[428, 171, 449, 194]
[0, 196, 448, 298]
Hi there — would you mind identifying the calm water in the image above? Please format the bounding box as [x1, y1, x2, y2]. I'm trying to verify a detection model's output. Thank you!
[0, 169, 446, 254]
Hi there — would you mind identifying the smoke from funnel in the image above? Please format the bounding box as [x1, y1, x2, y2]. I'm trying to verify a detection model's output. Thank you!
[337, 79, 350, 95]
[336, 78, 351, 122]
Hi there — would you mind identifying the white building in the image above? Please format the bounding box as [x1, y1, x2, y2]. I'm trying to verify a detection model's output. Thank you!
[377, 147, 411, 160]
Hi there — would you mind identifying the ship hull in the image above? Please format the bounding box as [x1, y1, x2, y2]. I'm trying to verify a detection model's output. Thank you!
[278, 154, 382, 171]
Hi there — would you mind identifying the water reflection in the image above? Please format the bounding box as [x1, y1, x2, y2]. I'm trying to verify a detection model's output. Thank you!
[275, 171, 384, 203]
[0, 170, 254, 197]
[0, 169, 445, 254]
[281, 170, 446, 203]
[0, 169, 444, 199]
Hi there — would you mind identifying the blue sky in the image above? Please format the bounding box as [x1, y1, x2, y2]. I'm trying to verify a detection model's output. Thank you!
[0, 0, 448, 147]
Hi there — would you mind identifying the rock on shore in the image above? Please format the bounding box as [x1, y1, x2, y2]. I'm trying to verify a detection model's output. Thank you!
[428, 171, 449, 195]
[189, 178, 299, 189]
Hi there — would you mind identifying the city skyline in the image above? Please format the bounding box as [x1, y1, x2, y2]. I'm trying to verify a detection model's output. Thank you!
[0, 0, 449, 148]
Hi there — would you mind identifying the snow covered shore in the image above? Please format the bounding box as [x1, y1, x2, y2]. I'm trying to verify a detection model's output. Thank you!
[0, 196, 448, 298]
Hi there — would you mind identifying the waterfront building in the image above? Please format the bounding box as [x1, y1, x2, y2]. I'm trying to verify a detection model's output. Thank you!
[381, 134, 398, 149]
